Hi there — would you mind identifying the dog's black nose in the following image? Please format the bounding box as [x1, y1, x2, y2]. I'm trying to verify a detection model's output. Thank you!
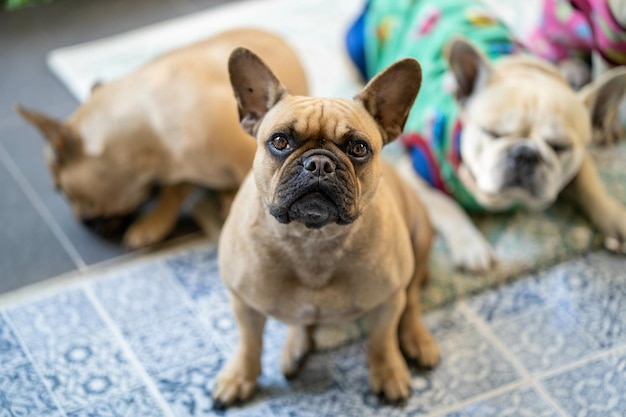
[303, 154, 336, 177]
[510, 145, 540, 166]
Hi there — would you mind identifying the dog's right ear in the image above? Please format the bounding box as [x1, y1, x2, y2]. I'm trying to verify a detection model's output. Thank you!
[446, 38, 492, 104]
[228, 47, 288, 136]
[14, 104, 82, 163]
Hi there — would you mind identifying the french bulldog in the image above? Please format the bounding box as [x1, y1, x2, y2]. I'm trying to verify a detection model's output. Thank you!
[213, 48, 439, 408]
[396, 40, 626, 271]
[16, 28, 307, 248]
[348, 0, 626, 271]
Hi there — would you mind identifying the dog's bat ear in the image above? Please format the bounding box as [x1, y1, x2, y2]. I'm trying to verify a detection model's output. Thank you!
[578, 66, 626, 144]
[14, 103, 82, 162]
[354, 58, 422, 144]
[228, 47, 288, 137]
[446, 37, 492, 104]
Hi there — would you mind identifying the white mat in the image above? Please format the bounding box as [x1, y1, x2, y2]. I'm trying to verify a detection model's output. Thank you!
[47, 0, 366, 102]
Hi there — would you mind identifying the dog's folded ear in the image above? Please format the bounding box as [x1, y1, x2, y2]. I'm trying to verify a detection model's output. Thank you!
[228, 47, 288, 137]
[578, 66, 626, 144]
[354, 58, 422, 144]
[446, 38, 492, 104]
[14, 104, 82, 163]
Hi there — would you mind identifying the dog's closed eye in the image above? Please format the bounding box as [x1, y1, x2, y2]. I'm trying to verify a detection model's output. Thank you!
[481, 127, 507, 138]
[547, 142, 572, 154]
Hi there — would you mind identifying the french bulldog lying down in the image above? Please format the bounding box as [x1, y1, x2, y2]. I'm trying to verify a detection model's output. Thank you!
[213, 49, 438, 408]
[349, 0, 626, 272]
[16, 28, 307, 248]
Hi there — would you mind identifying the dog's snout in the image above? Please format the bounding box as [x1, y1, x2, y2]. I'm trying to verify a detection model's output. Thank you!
[510, 145, 540, 166]
[303, 154, 336, 177]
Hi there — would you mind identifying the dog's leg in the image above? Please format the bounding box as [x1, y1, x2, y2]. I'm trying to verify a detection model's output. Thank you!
[395, 155, 496, 271]
[123, 183, 195, 248]
[565, 154, 626, 252]
[366, 290, 411, 403]
[398, 244, 440, 369]
[213, 292, 266, 409]
[280, 324, 315, 379]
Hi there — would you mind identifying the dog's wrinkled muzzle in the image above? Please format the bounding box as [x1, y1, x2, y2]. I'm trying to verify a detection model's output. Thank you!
[270, 150, 358, 228]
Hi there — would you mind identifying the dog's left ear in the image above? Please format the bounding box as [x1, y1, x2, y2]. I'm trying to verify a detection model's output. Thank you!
[228, 47, 288, 137]
[354, 58, 422, 144]
[578, 67, 626, 144]
[446, 38, 492, 104]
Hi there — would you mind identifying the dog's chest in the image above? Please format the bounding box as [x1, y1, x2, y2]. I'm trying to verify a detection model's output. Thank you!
[231, 251, 405, 326]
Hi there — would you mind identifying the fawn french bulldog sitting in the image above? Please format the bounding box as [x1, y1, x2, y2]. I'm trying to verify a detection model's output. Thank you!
[213, 48, 439, 408]
[347, 0, 626, 271]
[17, 28, 307, 248]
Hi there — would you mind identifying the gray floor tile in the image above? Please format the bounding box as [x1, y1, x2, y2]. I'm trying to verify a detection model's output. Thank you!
[0, 159, 76, 292]
[1, 113, 129, 265]
[461, 385, 559, 417]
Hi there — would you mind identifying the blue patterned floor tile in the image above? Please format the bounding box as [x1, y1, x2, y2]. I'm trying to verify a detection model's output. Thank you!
[466, 267, 572, 323]
[155, 359, 223, 417]
[0, 313, 29, 370]
[0, 363, 61, 417]
[66, 386, 166, 417]
[432, 329, 520, 402]
[7, 289, 106, 350]
[529, 254, 626, 349]
[195, 291, 240, 351]
[328, 342, 456, 416]
[91, 263, 190, 324]
[490, 306, 599, 373]
[122, 311, 221, 377]
[423, 304, 475, 339]
[29, 332, 143, 412]
[542, 350, 626, 417]
[461, 385, 559, 417]
[163, 246, 224, 301]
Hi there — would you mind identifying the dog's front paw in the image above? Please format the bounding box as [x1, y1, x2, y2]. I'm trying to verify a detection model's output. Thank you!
[399, 316, 440, 369]
[212, 362, 259, 410]
[122, 215, 173, 249]
[368, 351, 411, 403]
[447, 230, 497, 272]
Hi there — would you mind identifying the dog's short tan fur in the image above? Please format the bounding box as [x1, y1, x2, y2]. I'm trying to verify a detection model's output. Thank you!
[213, 49, 439, 408]
[16, 29, 307, 248]
[398, 39, 626, 271]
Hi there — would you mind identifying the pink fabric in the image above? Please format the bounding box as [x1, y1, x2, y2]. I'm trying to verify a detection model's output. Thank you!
[525, 0, 626, 66]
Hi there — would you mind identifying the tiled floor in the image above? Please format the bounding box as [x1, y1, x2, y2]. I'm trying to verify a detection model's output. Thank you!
[0, 0, 239, 293]
[1, 243, 626, 416]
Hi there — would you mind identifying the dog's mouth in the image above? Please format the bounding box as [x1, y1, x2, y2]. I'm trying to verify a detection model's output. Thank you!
[270, 189, 356, 229]
[286, 192, 339, 229]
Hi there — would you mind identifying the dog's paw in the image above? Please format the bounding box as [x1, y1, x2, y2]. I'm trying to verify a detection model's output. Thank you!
[448, 230, 497, 272]
[122, 215, 173, 249]
[399, 318, 440, 369]
[280, 326, 314, 379]
[368, 352, 411, 403]
[598, 208, 626, 254]
[212, 365, 258, 410]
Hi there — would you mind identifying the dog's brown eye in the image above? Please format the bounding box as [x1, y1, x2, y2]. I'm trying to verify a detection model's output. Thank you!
[270, 134, 291, 152]
[349, 141, 369, 158]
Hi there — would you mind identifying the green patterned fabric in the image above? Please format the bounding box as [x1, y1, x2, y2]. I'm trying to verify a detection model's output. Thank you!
[363, 0, 516, 211]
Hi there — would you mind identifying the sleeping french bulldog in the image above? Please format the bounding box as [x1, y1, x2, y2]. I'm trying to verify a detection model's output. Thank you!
[348, 0, 626, 271]
[213, 48, 439, 408]
[16, 28, 307, 248]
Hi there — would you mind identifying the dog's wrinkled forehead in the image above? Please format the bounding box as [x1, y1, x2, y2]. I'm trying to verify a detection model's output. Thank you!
[260, 96, 382, 148]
